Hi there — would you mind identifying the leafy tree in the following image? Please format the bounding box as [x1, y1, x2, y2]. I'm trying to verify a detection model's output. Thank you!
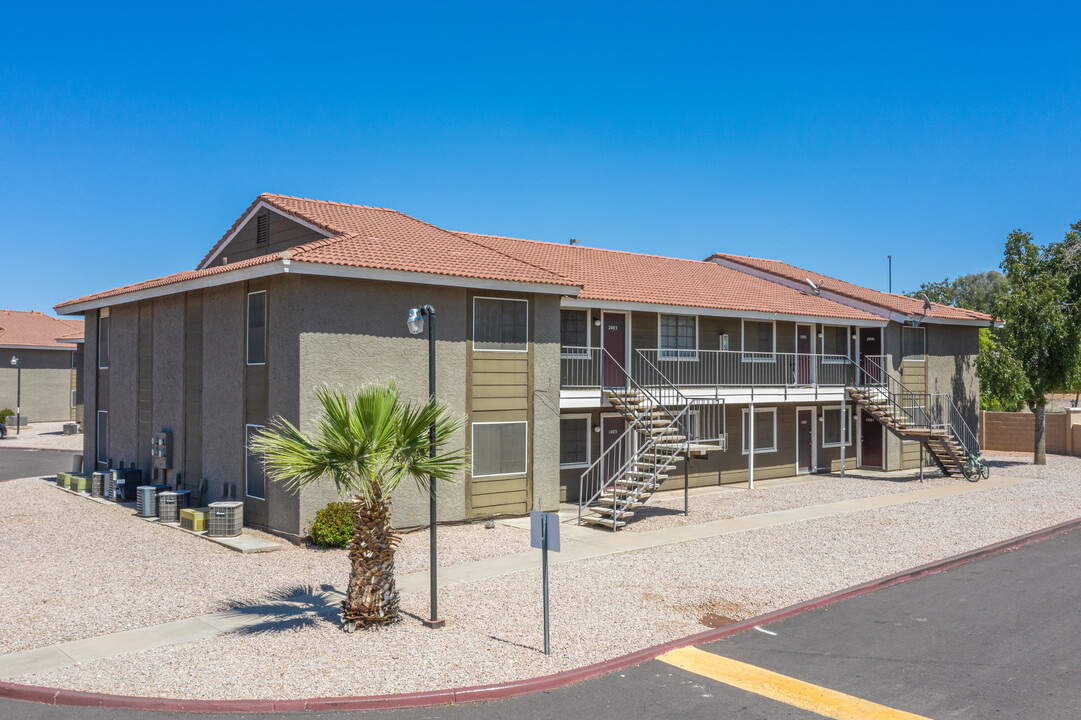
[977, 225, 1081, 464]
[251, 382, 465, 630]
[905, 271, 1007, 316]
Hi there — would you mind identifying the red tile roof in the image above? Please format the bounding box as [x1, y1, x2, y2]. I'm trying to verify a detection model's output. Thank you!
[56, 254, 283, 310]
[0, 310, 83, 350]
[457, 233, 882, 321]
[196, 194, 572, 287]
[710, 254, 994, 322]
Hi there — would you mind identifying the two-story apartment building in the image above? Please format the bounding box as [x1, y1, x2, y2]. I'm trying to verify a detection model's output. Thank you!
[55, 194, 991, 536]
[0, 310, 84, 424]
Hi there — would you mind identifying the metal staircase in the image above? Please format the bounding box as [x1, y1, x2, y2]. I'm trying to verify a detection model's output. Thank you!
[577, 350, 726, 530]
[846, 356, 980, 476]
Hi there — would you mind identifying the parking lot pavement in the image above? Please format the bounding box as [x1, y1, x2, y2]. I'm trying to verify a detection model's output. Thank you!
[3, 525, 1079, 719]
[0, 449, 75, 482]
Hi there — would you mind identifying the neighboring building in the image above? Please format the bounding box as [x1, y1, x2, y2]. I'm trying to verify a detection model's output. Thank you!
[55, 194, 993, 536]
[0, 310, 84, 424]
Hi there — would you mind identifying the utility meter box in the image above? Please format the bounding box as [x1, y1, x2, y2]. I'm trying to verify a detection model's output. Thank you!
[151, 431, 173, 470]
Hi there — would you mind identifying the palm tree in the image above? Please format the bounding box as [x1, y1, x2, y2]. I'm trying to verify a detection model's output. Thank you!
[251, 382, 465, 631]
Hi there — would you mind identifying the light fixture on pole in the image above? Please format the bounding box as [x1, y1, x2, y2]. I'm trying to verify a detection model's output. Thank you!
[9, 356, 20, 435]
[406, 304, 444, 629]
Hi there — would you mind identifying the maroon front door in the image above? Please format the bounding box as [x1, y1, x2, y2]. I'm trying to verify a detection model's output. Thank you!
[602, 312, 627, 388]
[797, 409, 814, 473]
[601, 415, 627, 485]
[859, 328, 882, 384]
[796, 324, 813, 384]
[860, 410, 883, 468]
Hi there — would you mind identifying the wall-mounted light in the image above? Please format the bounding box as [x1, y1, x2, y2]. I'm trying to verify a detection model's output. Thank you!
[593, 318, 602, 327]
[593, 424, 601, 433]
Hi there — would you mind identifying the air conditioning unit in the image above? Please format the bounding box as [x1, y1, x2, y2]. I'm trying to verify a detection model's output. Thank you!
[180, 507, 208, 533]
[136, 485, 170, 517]
[207, 502, 243, 537]
[158, 490, 191, 523]
[91, 472, 108, 498]
[113, 469, 143, 502]
[72, 474, 91, 493]
[56, 472, 70, 489]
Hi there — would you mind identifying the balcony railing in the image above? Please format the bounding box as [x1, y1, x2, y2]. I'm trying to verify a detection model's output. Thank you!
[561, 347, 858, 389]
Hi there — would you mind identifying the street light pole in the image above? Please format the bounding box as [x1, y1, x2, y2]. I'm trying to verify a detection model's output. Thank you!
[407, 304, 444, 629]
[10, 356, 20, 435]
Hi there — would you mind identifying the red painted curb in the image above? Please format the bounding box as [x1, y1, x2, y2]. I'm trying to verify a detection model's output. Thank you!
[2, 516, 1079, 714]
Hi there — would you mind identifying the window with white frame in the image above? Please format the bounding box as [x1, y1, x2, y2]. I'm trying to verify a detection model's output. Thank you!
[741, 407, 777, 454]
[821, 325, 849, 361]
[559, 415, 590, 468]
[96, 410, 109, 464]
[97, 313, 110, 369]
[71, 351, 77, 369]
[247, 291, 266, 365]
[560, 309, 589, 355]
[472, 421, 528, 477]
[71, 389, 77, 409]
[659, 314, 697, 359]
[245, 424, 267, 500]
[474, 297, 528, 352]
[741, 320, 775, 360]
[902, 326, 926, 361]
[821, 405, 855, 447]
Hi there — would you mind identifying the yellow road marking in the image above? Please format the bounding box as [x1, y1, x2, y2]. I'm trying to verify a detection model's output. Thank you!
[657, 646, 932, 720]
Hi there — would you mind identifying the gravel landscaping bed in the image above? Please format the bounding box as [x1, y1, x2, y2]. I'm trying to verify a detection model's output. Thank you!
[16, 456, 1081, 700]
[0, 422, 82, 451]
[623, 469, 955, 532]
[0, 477, 527, 655]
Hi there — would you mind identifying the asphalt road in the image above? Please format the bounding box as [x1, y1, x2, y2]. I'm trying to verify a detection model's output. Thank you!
[0, 448, 76, 481]
[2, 527, 1079, 719]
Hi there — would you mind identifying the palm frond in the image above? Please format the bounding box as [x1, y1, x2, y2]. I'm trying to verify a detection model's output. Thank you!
[250, 381, 466, 504]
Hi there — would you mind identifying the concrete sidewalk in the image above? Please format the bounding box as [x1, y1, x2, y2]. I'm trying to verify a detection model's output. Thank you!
[0, 471, 1035, 681]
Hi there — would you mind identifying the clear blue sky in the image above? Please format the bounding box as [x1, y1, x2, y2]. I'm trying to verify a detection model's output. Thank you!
[3, 2, 1079, 316]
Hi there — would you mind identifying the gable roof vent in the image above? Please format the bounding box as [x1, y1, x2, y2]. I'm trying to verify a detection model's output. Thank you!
[256, 213, 269, 245]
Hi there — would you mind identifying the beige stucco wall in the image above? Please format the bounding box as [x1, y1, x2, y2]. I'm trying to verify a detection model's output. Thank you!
[0, 348, 75, 423]
[531, 293, 562, 512]
[296, 276, 470, 531]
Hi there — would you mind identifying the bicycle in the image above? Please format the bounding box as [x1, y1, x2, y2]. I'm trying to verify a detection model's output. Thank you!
[962, 452, 990, 482]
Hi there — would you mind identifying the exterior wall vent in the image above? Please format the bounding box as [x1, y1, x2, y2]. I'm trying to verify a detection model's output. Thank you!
[256, 213, 269, 245]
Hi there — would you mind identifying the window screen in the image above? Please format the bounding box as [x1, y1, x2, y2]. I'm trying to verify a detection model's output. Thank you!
[742, 408, 776, 453]
[98, 315, 110, 369]
[660, 315, 696, 358]
[902, 326, 926, 360]
[247, 291, 266, 365]
[561, 310, 588, 352]
[822, 406, 854, 447]
[743, 321, 774, 356]
[472, 422, 528, 476]
[559, 417, 589, 466]
[96, 411, 109, 463]
[246, 425, 266, 499]
[474, 298, 528, 351]
[822, 326, 848, 358]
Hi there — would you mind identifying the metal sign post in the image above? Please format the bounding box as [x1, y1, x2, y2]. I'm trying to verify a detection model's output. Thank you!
[530, 510, 560, 655]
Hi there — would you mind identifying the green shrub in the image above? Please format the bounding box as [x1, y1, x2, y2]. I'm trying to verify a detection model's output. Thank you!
[308, 501, 356, 547]
[0, 409, 13, 424]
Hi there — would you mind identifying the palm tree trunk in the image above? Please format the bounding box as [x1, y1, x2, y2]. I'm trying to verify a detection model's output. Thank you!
[341, 494, 401, 630]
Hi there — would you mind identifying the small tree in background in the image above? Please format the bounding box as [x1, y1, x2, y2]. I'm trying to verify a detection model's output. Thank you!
[252, 382, 465, 630]
[977, 224, 1081, 464]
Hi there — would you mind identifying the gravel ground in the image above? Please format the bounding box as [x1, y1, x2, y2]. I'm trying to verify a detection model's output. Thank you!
[16, 455, 1081, 700]
[623, 469, 955, 532]
[0, 422, 82, 451]
[0, 478, 527, 655]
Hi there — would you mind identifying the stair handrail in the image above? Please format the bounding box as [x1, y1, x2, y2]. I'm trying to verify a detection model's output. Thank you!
[600, 347, 680, 432]
[930, 392, 980, 459]
[577, 420, 646, 526]
[633, 348, 727, 448]
[858, 356, 932, 431]
[611, 403, 695, 527]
